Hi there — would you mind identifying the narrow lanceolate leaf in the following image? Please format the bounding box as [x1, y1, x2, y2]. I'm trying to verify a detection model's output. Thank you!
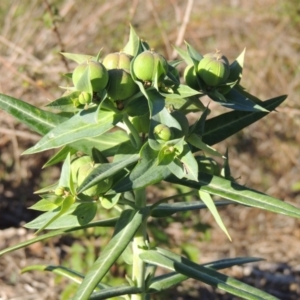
[148, 256, 263, 293]
[140, 250, 278, 300]
[173, 45, 193, 65]
[0, 218, 118, 257]
[34, 195, 75, 234]
[199, 191, 231, 241]
[0, 93, 67, 135]
[167, 173, 300, 219]
[61, 52, 94, 64]
[209, 88, 268, 112]
[202, 95, 287, 146]
[23, 108, 122, 154]
[151, 200, 232, 218]
[70, 130, 129, 157]
[73, 208, 150, 300]
[159, 84, 200, 99]
[228, 48, 246, 83]
[187, 133, 223, 157]
[25, 202, 98, 230]
[89, 285, 142, 300]
[77, 154, 139, 194]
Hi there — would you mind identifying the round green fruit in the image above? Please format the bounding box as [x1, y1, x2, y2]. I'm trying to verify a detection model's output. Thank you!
[197, 51, 230, 87]
[184, 64, 199, 90]
[153, 124, 173, 141]
[78, 91, 92, 105]
[77, 163, 112, 197]
[71, 155, 93, 183]
[102, 52, 133, 71]
[133, 50, 168, 83]
[107, 69, 138, 101]
[54, 186, 65, 196]
[72, 61, 109, 92]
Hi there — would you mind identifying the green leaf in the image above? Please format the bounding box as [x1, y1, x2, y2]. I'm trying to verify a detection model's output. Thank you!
[0, 94, 127, 158]
[25, 202, 98, 230]
[167, 157, 185, 179]
[58, 153, 72, 191]
[22, 264, 111, 291]
[228, 48, 246, 83]
[202, 95, 287, 146]
[123, 25, 141, 57]
[160, 84, 200, 99]
[74, 66, 93, 94]
[45, 91, 81, 112]
[43, 146, 77, 168]
[0, 218, 118, 257]
[61, 52, 94, 64]
[0, 93, 67, 135]
[34, 182, 58, 194]
[140, 249, 279, 300]
[199, 191, 231, 241]
[77, 154, 139, 194]
[29, 198, 61, 211]
[34, 195, 76, 234]
[203, 257, 264, 270]
[100, 193, 121, 209]
[23, 108, 122, 154]
[185, 41, 203, 62]
[187, 133, 223, 157]
[178, 143, 199, 181]
[70, 130, 129, 157]
[167, 173, 300, 219]
[73, 208, 150, 300]
[173, 45, 193, 65]
[89, 285, 142, 300]
[113, 143, 172, 193]
[151, 200, 232, 218]
[165, 96, 206, 113]
[209, 88, 268, 112]
[148, 256, 263, 293]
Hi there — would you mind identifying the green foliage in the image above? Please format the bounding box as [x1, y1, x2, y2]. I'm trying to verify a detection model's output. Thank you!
[0, 25, 297, 300]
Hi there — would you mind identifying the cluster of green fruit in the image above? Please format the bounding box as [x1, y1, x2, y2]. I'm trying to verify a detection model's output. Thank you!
[184, 49, 230, 90]
[71, 50, 168, 106]
[55, 155, 112, 199]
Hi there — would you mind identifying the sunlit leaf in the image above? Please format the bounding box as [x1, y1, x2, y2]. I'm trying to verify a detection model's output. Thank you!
[73, 208, 149, 300]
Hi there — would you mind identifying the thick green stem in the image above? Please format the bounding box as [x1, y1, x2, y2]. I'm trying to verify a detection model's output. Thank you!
[131, 189, 147, 300]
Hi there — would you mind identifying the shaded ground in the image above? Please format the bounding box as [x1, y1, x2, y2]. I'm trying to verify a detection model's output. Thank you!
[1, 0, 300, 299]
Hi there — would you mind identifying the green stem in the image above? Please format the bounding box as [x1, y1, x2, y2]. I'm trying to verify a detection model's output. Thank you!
[131, 189, 147, 300]
[122, 113, 143, 150]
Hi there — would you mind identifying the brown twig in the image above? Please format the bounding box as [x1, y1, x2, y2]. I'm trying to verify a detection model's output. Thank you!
[171, 0, 194, 59]
[43, 0, 70, 72]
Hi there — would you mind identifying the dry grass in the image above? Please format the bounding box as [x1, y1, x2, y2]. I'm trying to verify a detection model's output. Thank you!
[1, 0, 300, 299]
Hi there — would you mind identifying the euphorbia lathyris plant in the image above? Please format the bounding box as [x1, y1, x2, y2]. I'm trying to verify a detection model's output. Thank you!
[0, 26, 298, 300]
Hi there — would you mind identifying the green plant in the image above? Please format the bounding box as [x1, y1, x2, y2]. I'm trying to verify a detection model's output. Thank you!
[0, 25, 299, 300]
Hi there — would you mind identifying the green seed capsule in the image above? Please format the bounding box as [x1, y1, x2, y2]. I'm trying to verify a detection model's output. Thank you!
[78, 91, 92, 105]
[102, 52, 133, 71]
[107, 69, 138, 101]
[133, 50, 168, 83]
[72, 61, 109, 92]
[153, 124, 173, 141]
[77, 163, 112, 197]
[184, 64, 199, 90]
[197, 51, 230, 86]
[54, 186, 65, 196]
